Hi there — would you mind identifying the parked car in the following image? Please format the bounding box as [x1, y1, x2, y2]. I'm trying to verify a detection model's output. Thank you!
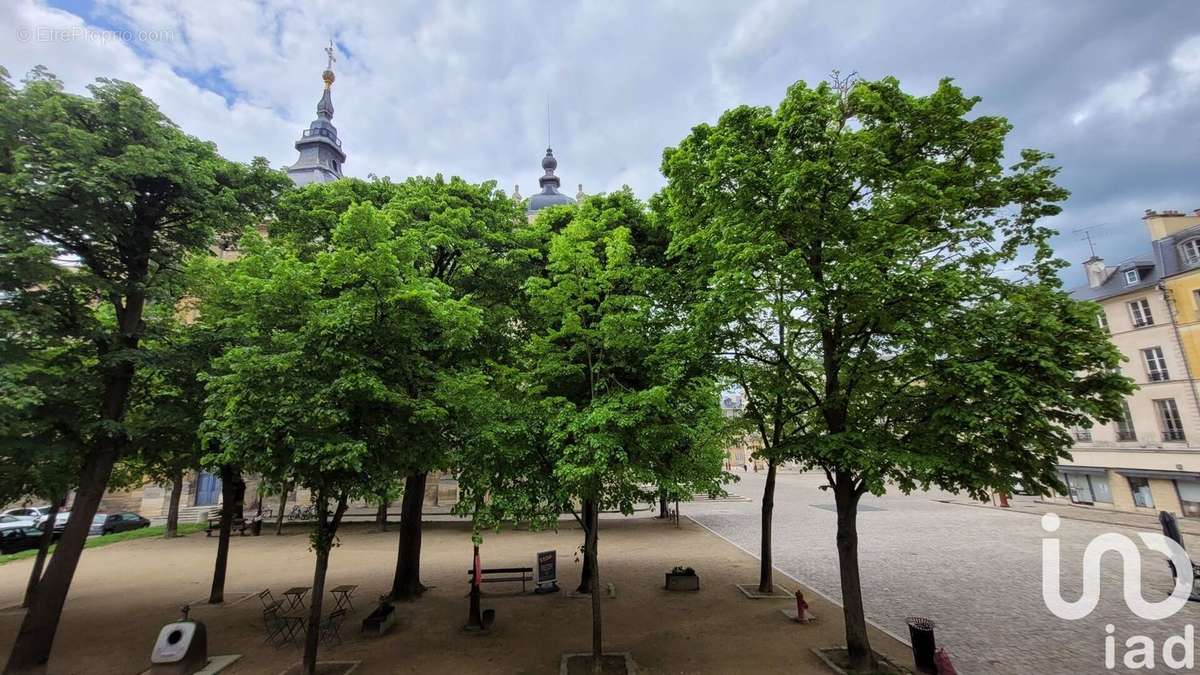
[3, 506, 54, 525]
[90, 512, 150, 536]
[37, 512, 72, 538]
[0, 526, 45, 554]
[0, 515, 33, 531]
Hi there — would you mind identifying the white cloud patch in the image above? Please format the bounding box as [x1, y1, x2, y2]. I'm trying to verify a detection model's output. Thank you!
[2, 0, 1198, 278]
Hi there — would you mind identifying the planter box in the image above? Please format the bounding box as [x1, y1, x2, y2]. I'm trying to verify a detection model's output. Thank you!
[665, 573, 699, 592]
[361, 604, 395, 637]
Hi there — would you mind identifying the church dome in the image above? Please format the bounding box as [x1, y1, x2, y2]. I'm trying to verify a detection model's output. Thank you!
[527, 147, 575, 214]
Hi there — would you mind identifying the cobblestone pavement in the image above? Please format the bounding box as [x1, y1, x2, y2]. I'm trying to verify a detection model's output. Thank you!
[687, 471, 1200, 675]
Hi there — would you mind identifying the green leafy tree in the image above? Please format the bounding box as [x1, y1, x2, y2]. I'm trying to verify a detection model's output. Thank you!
[270, 175, 529, 600]
[201, 202, 480, 674]
[0, 290, 90, 608]
[505, 191, 727, 665]
[122, 305, 220, 538]
[0, 66, 287, 672]
[661, 74, 1133, 670]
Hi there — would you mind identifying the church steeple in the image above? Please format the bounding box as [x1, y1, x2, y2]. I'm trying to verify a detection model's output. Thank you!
[287, 40, 347, 187]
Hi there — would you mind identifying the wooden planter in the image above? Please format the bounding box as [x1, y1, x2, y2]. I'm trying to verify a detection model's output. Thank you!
[665, 572, 699, 592]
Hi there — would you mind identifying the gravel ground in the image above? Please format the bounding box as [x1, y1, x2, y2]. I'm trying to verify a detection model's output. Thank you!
[687, 470, 1200, 675]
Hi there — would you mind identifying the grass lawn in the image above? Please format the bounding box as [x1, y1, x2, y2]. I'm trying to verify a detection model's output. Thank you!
[0, 522, 207, 566]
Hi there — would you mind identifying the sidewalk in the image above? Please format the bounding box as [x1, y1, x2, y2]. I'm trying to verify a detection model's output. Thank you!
[941, 494, 1200, 537]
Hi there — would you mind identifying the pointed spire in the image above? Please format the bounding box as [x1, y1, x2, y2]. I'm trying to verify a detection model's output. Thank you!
[287, 40, 346, 186]
[317, 40, 336, 120]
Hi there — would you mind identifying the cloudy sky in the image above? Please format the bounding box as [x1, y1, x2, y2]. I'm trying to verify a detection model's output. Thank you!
[2, 0, 1198, 287]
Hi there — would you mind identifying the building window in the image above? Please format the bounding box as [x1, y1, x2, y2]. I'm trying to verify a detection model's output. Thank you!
[1194, 288, 1200, 312]
[1125, 269, 1141, 285]
[1071, 426, 1093, 442]
[1129, 477, 1155, 508]
[1097, 311, 1109, 332]
[1128, 298, 1154, 327]
[1115, 400, 1137, 441]
[1177, 481, 1200, 518]
[1060, 470, 1104, 502]
[1182, 239, 1200, 267]
[1155, 398, 1186, 441]
[1142, 347, 1170, 381]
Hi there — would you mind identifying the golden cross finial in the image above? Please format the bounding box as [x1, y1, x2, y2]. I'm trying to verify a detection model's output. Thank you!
[325, 40, 336, 71]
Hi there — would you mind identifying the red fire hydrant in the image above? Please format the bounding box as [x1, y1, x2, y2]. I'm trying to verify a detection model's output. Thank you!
[934, 648, 957, 674]
[795, 590, 814, 623]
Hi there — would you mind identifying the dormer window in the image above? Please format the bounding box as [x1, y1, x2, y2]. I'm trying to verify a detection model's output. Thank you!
[1181, 239, 1200, 267]
[1124, 269, 1141, 285]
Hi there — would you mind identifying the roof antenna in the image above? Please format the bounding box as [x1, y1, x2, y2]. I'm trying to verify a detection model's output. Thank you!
[1073, 224, 1109, 258]
[546, 97, 552, 149]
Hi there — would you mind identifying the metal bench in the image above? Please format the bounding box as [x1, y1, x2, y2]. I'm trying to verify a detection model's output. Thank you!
[466, 566, 534, 592]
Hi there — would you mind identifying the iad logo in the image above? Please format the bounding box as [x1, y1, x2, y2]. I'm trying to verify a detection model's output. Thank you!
[1041, 512, 1193, 621]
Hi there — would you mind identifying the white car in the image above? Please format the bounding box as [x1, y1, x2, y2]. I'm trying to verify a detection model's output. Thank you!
[0, 514, 34, 530]
[3, 506, 54, 526]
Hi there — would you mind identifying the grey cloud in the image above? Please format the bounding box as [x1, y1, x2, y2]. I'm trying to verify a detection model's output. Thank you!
[20, 0, 1200, 283]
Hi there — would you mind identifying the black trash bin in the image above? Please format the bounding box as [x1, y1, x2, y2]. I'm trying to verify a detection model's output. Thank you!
[905, 616, 937, 674]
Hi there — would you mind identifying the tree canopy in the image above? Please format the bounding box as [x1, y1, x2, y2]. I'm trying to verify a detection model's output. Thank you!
[661, 74, 1133, 670]
[0, 65, 288, 673]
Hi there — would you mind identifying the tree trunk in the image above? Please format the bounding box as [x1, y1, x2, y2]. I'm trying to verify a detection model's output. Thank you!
[576, 498, 597, 594]
[658, 492, 668, 519]
[391, 472, 427, 599]
[375, 499, 389, 533]
[587, 498, 602, 671]
[6, 433, 129, 671]
[758, 459, 777, 594]
[22, 499, 61, 609]
[275, 485, 289, 536]
[165, 469, 184, 539]
[208, 464, 238, 604]
[231, 473, 246, 521]
[834, 476, 876, 672]
[302, 492, 348, 675]
[3, 272, 145, 675]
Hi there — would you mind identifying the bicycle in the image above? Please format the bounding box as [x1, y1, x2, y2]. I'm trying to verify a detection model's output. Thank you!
[287, 504, 315, 521]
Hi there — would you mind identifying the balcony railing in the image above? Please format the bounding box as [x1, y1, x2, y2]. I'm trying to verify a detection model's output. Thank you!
[1164, 430, 1187, 442]
[1116, 430, 1137, 441]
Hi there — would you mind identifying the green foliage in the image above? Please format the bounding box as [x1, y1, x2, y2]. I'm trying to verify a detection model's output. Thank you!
[119, 305, 223, 489]
[0, 64, 288, 492]
[459, 190, 729, 529]
[199, 201, 482, 513]
[661, 75, 1133, 500]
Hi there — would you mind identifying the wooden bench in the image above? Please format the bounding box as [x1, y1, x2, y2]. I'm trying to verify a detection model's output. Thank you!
[204, 508, 272, 537]
[466, 566, 534, 592]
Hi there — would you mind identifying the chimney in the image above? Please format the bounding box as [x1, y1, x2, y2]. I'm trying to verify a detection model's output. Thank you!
[1084, 256, 1108, 288]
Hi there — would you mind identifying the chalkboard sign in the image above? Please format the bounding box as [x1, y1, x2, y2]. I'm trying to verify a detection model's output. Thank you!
[535, 550, 557, 586]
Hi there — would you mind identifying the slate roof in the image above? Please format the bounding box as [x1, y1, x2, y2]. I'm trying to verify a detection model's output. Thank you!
[1069, 223, 1200, 302]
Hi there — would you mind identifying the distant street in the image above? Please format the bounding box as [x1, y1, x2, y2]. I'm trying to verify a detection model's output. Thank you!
[687, 471, 1200, 675]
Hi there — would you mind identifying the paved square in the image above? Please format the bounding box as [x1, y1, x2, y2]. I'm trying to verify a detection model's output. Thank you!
[690, 471, 1200, 675]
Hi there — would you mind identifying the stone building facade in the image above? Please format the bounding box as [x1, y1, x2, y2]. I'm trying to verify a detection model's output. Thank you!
[1052, 209, 1200, 517]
